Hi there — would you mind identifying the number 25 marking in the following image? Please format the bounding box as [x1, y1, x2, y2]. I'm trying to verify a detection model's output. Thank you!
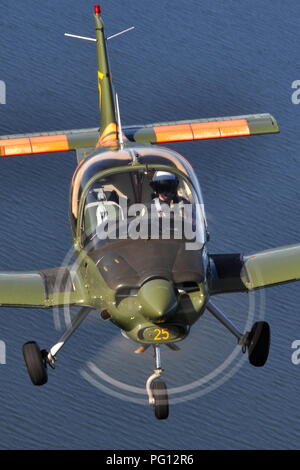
[154, 328, 170, 341]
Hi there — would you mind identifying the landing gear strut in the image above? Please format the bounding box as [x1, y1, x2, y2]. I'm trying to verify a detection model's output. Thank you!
[206, 301, 270, 367]
[146, 345, 169, 420]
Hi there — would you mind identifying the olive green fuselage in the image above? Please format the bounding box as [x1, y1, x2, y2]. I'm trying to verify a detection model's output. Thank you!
[74, 246, 208, 345]
[70, 145, 209, 345]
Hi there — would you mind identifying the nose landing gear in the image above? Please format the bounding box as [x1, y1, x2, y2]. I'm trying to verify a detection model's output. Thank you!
[146, 345, 169, 420]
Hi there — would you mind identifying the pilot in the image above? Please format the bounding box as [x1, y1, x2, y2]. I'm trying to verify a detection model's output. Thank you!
[150, 171, 188, 216]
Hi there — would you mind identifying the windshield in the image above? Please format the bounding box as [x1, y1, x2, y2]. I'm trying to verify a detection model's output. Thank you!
[81, 168, 206, 249]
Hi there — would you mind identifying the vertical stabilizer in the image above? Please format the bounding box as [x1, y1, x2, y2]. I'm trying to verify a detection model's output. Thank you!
[93, 5, 118, 147]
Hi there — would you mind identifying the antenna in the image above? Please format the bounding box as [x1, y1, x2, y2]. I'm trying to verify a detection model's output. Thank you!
[64, 33, 96, 42]
[107, 26, 135, 40]
[115, 93, 124, 150]
[64, 26, 135, 42]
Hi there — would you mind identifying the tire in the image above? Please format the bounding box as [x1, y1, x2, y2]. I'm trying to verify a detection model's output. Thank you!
[23, 341, 48, 386]
[248, 321, 270, 367]
[152, 380, 169, 420]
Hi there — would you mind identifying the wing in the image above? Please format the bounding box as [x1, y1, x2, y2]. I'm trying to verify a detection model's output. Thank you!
[0, 266, 90, 308]
[0, 113, 279, 158]
[0, 129, 99, 157]
[124, 113, 279, 144]
[209, 245, 300, 295]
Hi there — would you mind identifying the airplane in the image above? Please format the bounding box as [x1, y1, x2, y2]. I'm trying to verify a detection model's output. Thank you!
[0, 5, 299, 420]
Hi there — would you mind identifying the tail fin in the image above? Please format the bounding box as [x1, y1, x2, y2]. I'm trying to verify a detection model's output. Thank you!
[93, 5, 118, 146]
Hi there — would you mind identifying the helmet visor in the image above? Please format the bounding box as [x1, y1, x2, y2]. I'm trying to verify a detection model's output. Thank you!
[152, 179, 178, 196]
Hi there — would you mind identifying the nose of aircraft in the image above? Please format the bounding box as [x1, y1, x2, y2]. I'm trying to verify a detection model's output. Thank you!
[138, 278, 178, 320]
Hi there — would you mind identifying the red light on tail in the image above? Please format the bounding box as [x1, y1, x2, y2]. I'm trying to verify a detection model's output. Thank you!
[94, 5, 101, 15]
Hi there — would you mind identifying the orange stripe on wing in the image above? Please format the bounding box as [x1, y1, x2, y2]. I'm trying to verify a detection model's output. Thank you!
[153, 119, 250, 143]
[190, 122, 220, 139]
[153, 124, 193, 143]
[190, 119, 250, 139]
[0, 138, 32, 156]
[30, 135, 69, 153]
[0, 134, 70, 156]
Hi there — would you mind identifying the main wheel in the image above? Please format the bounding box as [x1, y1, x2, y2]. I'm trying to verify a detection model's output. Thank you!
[23, 341, 48, 386]
[152, 380, 169, 420]
[247, 321, 270, 367]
